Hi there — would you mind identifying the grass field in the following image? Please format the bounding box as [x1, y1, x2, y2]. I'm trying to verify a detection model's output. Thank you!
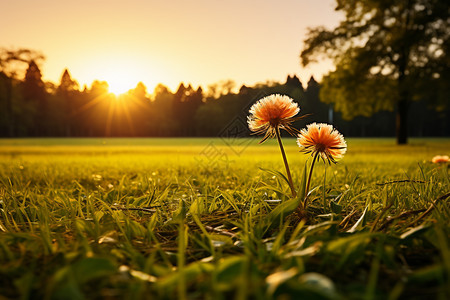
[0, 138, 449, 299]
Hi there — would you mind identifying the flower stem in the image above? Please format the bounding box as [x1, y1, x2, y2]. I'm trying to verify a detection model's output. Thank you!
[275, 128, 297, 198]
[304, 151, 319, 208]
[322, 165, 327, 208]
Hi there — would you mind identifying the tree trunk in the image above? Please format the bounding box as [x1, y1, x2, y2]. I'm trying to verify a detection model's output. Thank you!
[396, 98, 408, 144]
[395, 2, 413, 145]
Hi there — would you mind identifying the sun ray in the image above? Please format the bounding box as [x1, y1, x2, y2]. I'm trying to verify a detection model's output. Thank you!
[104, 100, 116, 137]
[118, 97, 136, 136]
[72, 93, 109, 115]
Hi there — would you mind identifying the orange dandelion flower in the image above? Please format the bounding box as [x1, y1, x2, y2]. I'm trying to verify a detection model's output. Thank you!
[297, 123, 347, 163]
[247, 94, 300, 143]
[431, 155, 449, 164]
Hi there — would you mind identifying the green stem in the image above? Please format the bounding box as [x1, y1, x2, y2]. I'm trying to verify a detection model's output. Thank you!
[304, 151, 320, 208]
[322, 165, 327, 208]
[275, 128, 297, 198]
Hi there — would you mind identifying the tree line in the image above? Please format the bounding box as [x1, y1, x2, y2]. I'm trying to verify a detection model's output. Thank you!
[0, 48, 448, 138]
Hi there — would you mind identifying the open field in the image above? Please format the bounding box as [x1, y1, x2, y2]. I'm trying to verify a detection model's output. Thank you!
[0, 138, 449, 299]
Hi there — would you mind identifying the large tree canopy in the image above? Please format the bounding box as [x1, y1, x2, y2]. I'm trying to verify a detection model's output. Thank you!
[300, 0, 450, 144]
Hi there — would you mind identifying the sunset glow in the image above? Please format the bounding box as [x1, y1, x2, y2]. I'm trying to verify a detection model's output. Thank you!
[2, 0, 341, 91]
[72, 52, 159, 95]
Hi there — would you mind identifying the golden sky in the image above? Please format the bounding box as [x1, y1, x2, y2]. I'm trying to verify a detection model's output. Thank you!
[2, 0, 341, 94]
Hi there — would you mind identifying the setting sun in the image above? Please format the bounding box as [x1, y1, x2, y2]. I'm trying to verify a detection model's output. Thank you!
[73, 53, 157, 95]
[104, 73, 137, 96]
[96, 59, 151, 96]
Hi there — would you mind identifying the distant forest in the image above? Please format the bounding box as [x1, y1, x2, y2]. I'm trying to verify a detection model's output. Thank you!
[0, 58, 448, 138]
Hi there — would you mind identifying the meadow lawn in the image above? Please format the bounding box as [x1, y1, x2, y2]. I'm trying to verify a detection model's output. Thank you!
[0, 137, 449, 299]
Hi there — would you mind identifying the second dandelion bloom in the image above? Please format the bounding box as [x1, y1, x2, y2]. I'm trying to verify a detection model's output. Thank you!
[297, 123, 347, 163]
[297, 123, 347, 211]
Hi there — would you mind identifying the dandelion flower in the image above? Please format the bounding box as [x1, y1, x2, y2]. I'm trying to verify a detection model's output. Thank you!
[297, 123, 346, 210]
[432, 155, 449, 164]
[248, 94, 300, 143]
[297, 123, 347, 164]
[248, 94, 302, 197]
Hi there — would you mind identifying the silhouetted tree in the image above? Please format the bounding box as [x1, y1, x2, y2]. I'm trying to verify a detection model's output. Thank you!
[194, 100, 228, 136]
[300, 0, 450, 144]
[172, 83, 202, 135]
[304, 76, 328, 123]
[128, 82, 151, 136]
[186, 86, 204, 135]
[285, 75, 304, 92]
[152, 84, 176, 136]
[56, 69, 79, 136]
[219, 79, 236, 95]
[206, 82, 219, 99]
[22, 60, 48, 135]
[83, 80, 111, 136]
[0, 48, 44, 136]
